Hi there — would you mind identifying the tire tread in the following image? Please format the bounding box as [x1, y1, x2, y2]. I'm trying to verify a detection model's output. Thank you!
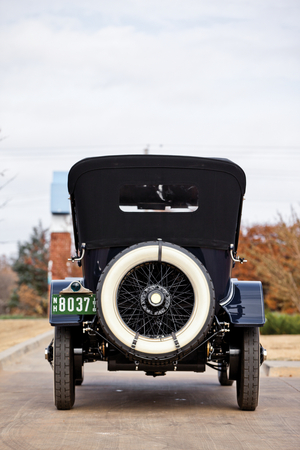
[237, 327, 259, 411]
[54, 326, 75, 410]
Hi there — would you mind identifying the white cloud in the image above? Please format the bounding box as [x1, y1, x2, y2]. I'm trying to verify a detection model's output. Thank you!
[0, 0, 300, 256]
[1, 11, 299, 145]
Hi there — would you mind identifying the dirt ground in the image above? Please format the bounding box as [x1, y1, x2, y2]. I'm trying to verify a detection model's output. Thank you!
[0, 319, 300, 360]
[259, 334, 300, 361]
[0, 319, 51, 353]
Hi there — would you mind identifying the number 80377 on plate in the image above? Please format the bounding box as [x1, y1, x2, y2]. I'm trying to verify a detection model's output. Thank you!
[52, 294, 96, 315]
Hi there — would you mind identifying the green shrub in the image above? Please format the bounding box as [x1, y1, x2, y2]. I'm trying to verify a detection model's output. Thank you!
[261, 312, 300, 335]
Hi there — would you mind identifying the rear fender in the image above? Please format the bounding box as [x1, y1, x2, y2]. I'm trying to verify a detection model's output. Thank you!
[220, 280, 265, 327]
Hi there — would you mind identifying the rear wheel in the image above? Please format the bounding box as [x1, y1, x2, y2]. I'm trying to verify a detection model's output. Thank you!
[54, 326, 75, 410]
[75, 365, 84, 386]
[218, 363, 234, 386]
[236, 327, 260, 411]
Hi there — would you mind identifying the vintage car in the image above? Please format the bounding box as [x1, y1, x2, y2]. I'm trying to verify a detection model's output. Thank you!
[46, 155, 266, 410]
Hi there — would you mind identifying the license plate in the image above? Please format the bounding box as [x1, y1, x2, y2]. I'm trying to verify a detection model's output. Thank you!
[52, 294, 96, 315]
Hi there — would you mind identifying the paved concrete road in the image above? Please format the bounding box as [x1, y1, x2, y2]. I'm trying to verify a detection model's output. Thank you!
[1, 344, 300, 450]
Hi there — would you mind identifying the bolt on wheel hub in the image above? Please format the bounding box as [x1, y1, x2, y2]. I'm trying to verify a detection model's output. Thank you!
[141, 285, 171, 316]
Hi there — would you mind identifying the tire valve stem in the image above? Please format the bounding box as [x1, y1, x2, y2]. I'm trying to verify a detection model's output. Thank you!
[173, 361, 178, 371]
[134, 360, 139, 371]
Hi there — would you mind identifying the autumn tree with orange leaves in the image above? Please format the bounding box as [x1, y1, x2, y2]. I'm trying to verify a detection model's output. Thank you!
[233, 210, 300, 314]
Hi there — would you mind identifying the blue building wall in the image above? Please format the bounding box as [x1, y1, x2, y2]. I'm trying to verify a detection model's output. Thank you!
[51, 171, 69, 214]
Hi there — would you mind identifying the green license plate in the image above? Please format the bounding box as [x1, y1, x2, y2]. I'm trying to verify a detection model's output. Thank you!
[52, 294, 96, 315]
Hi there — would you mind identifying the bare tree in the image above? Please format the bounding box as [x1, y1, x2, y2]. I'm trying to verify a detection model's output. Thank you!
[0, 256, 18, 314]
[0, 129, 16, 227]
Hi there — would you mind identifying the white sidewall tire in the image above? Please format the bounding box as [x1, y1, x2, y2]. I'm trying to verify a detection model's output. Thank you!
[97, 242, 215, 361]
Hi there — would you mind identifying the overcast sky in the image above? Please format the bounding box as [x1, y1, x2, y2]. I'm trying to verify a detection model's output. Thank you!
[1, 0, 300, 258]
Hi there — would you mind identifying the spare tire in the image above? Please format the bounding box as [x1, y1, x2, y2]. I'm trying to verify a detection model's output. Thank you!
[97, 241, 215, 364]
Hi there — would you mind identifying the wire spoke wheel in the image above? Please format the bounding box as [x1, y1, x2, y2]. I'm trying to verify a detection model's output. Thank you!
[97, 241, 215, 363]
[117, 261, 194, 338]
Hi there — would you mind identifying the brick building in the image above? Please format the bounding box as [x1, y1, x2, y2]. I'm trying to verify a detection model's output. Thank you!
[48, 172, 80, 282]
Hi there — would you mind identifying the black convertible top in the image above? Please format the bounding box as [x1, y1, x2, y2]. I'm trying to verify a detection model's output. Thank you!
[68, 155, 246, 251]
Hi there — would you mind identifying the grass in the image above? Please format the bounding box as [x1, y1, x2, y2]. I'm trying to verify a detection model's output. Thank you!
[261, 312, 300, 335]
